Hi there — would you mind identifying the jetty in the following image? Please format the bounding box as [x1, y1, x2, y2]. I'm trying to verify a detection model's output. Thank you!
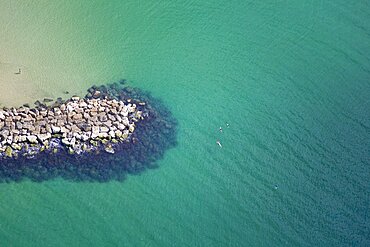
[0, 87, 145, 158]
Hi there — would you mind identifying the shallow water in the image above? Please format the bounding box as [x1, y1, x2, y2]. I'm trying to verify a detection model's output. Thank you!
[0, 1, 369, 246]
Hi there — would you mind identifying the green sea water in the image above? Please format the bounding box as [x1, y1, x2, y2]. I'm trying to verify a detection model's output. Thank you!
[0, 1, 369, 246]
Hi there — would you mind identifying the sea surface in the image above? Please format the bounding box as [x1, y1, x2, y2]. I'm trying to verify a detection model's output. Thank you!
[0, 1, 369, 246]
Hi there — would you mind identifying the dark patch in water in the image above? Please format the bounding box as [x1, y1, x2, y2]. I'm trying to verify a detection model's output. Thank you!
[0, 82, 178, 182]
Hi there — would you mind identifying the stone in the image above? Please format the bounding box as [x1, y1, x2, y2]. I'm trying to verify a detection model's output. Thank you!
[115, 115, 122, 122]
[108, 130, 115, 138]
[51, 126, 61, 133]
[129, 124, 135, 133]
[60, 127, 69, 134]
[37, 133, 51, 142]
[92, 126, 100, 134]
[104, 145, 115, 154]
[98, 132, 108, 138]
[108, 114, 116, 121]
[117, 123, 126, 130]
[73, 113, 83, 120]
[70, 125, 81, 133]
[43, 98, 54, 103]
[61, 138, 70, 146]
[99, 114, 108, 122]
[45, 125, 52, 133]
[60, 104, 66, 111]
[100, 126, 109, 133]
[27, 135, 38, 144]
[5, 146, 13, 157]
[114, 130, 122, 137]
[122, 117, 130, 126]
[93, 90, 101, 98]
[11, 143, 22, 151]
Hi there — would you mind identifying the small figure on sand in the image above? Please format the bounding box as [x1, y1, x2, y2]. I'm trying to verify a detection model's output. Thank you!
[15, 68, 21, 75]
[216, 140, 222, 148]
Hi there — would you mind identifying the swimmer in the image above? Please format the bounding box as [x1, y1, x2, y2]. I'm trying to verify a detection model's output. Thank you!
[226, 123, 229, 128]
[219, 127, 222, 132]
[216, 140, 222, 148]
[274, 185, 278, 190]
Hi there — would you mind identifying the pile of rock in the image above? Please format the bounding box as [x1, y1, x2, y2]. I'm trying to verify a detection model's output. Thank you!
[0, 91, 145, 158]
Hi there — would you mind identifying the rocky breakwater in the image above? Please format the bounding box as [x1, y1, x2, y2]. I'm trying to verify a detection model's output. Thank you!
[0, 90, 144, 159]
[0, 83, 177, 182]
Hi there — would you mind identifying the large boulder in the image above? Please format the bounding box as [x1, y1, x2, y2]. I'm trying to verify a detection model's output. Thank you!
[27, 135, 38, 144]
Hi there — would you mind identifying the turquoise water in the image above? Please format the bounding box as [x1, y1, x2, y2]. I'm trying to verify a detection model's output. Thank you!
[0, 1, 369, 246]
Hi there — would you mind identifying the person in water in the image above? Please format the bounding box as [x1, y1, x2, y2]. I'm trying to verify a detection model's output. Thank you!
[219, 127, 222, 132]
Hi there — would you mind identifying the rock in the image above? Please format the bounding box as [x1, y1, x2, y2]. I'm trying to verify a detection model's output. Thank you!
[122, 117, 130, 126]
[56, 97, 64, 104]
[1, 130, 10, 138]
[43, 98, 54, 103]
[73, 113, 83, 121]
[5, 146, 13, 157]
[61, 138, 70, 146]
[128, 106, 136, 113]
[104, 145, 115, 154]
[92, 126, 100, 134]
[27, 135, 38, 144]
[108, 130, 115, 138]
[100, 126, 109, 133]
[60, 104, 66, 111]
[99, 114, 108, 122]
[51, 126, 61, 133]
[37, 133, 51, 142]
[115, 130, 122, 138]
[117, 123, 126, 130]
[129, 124, 135, 133]
[108, 114, 116, 121]
[93, 90, 101, 98]
[11, 143, 22, 151]
[60, 127, 68, 134]
[101, 133, 110, 138]
[70, 137, 76, 147]
[18, 135, 27, 142]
